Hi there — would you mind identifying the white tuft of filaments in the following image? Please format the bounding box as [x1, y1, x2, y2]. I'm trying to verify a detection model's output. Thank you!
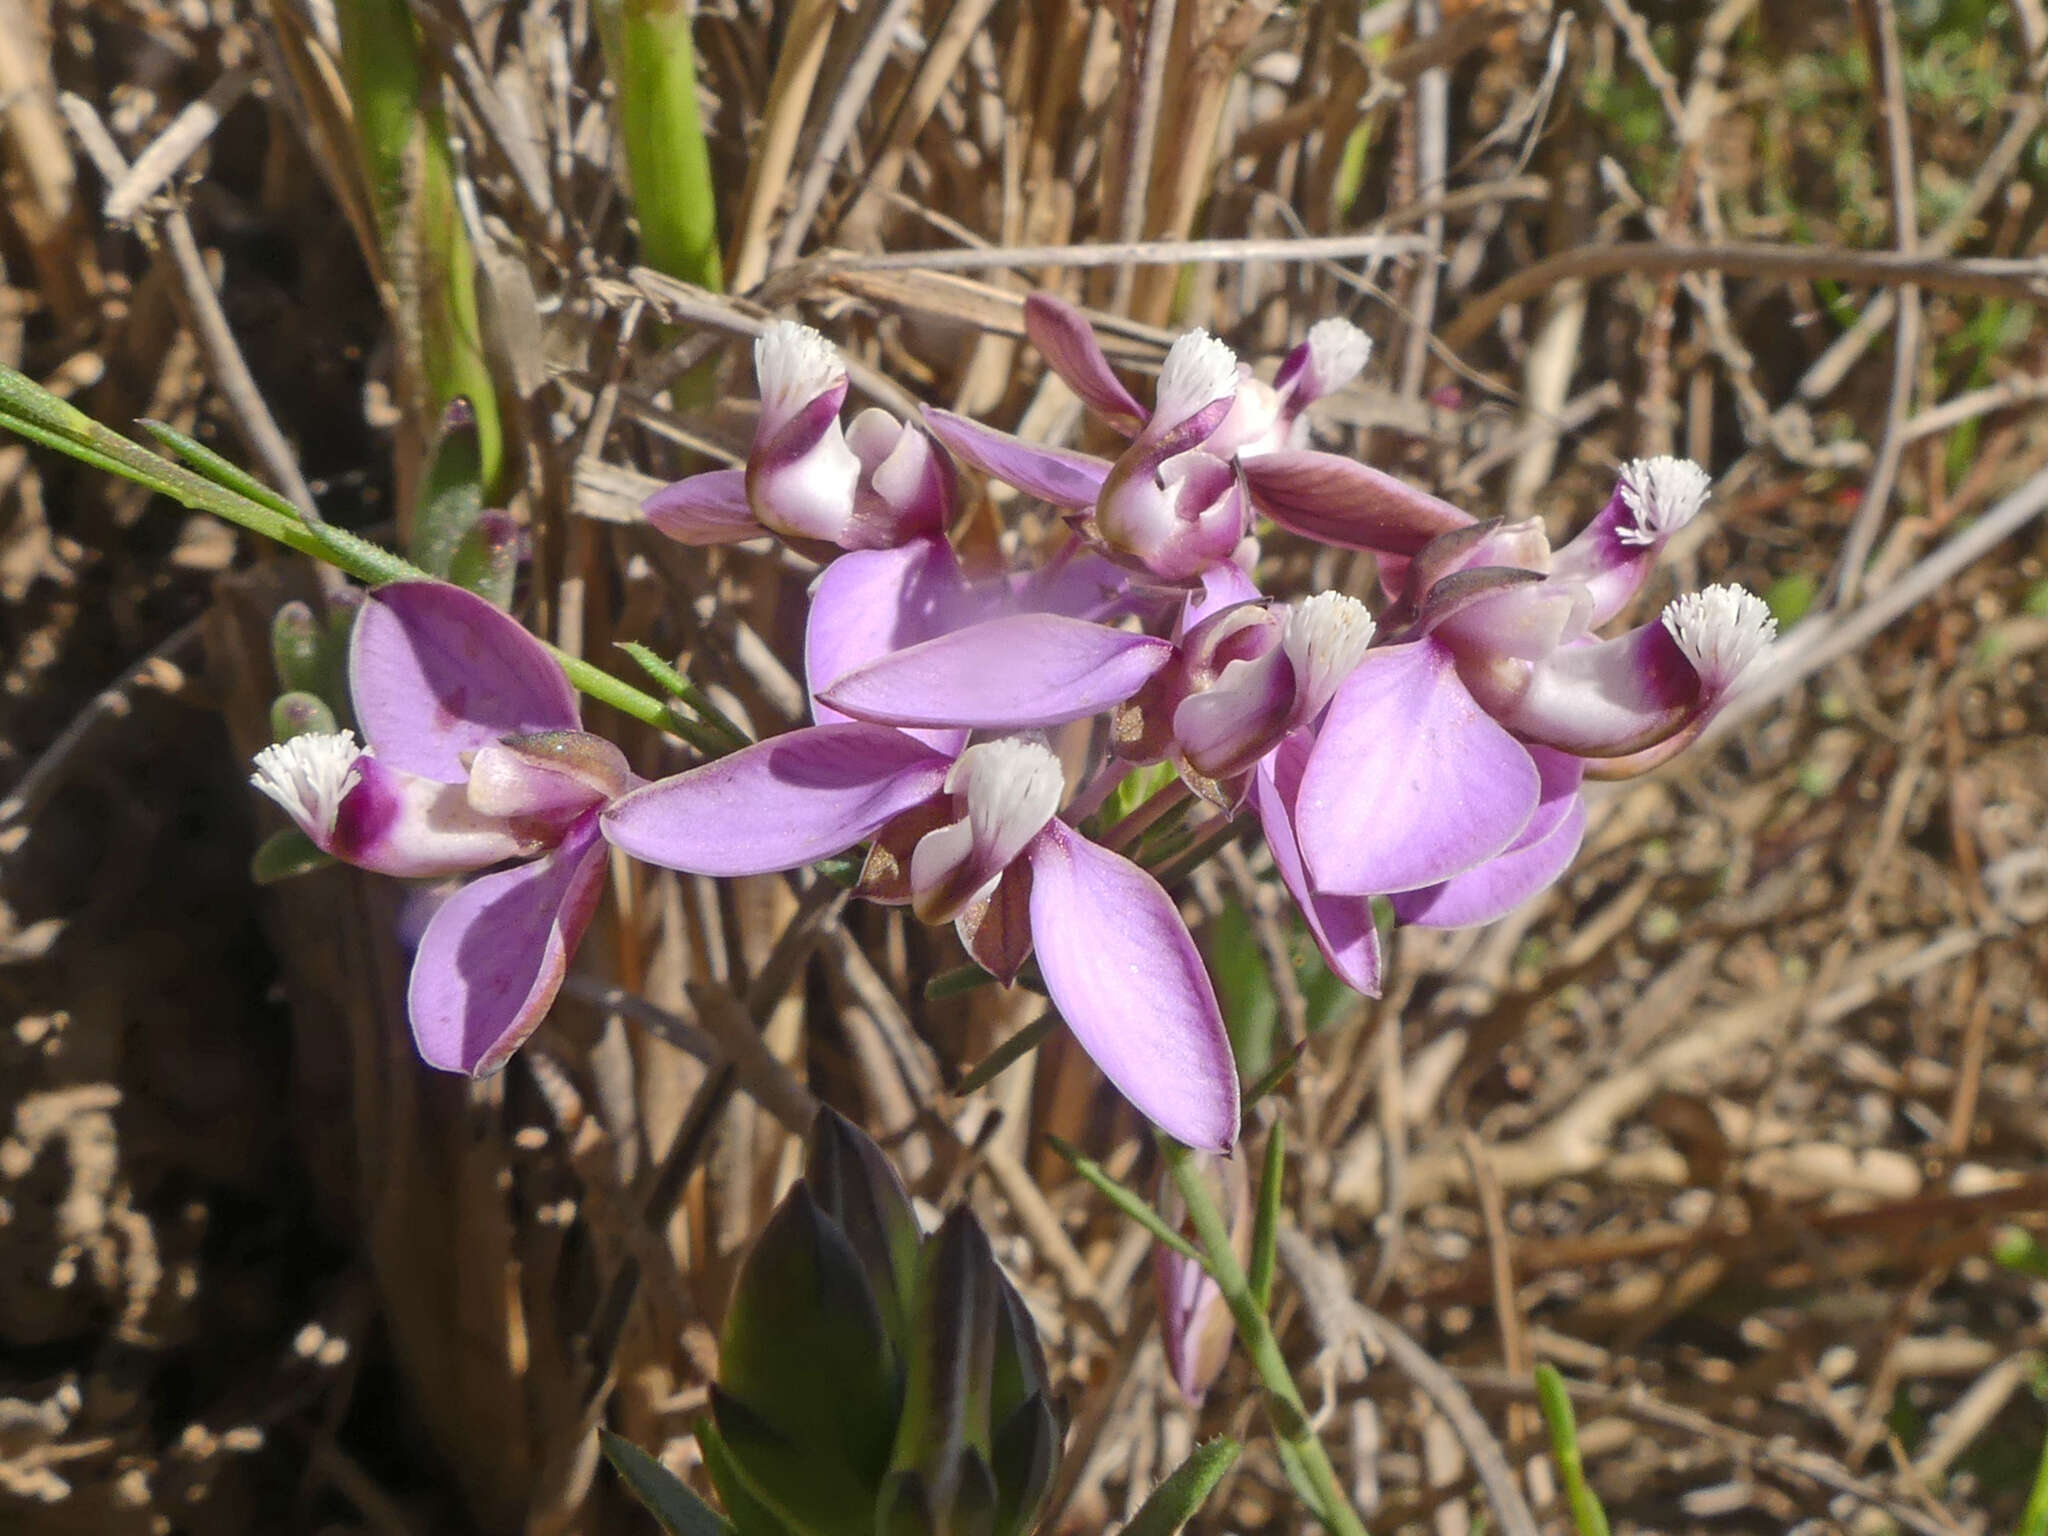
[754, 320, 847, 418]
[1153, 329, 1241, 428]
[1616, 456, 1711, 547]
[1303, 318, 1373, 393]
[1282, 592, 1376, 718]
[250, 730, 366, 842]
[1662, 584, 1776, 691]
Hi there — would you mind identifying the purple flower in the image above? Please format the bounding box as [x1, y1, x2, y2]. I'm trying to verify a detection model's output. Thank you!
[643, 322, 951, 551]
[1119, 589, 1377, 794]
[1243, 460, 1770, 937]
[602, 716, 1240, 1151]
[249, 582, 625, 1076]
[924, 296, 1368, 584]
[1293, 577, 1773, 919]
[1204, 317, 1374, 461]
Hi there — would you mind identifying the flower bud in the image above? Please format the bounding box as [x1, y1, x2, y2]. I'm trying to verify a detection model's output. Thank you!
[711, 1182, 902, 1536]
[270, 690, 338, 742]
[1154, 1152, 1248, 1405]
[270, 601, 327, 695]
[807, 1105, 923, 1342]
[706, 1115, 1061, 1536]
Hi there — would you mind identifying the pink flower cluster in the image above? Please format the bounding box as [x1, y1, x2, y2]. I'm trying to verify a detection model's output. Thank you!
[250, 297, 1774, 1163]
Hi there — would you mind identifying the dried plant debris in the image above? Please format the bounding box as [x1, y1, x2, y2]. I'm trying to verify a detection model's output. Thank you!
[2, 0, 2047, 1531]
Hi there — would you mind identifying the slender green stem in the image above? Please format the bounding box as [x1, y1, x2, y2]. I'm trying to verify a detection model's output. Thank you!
[1048, 1137, 1203, 1266]
[2018, 1415, 2048, 1536]
[1160, 1137, 1368, 1536]
[1534, 1365, 1610, 1536]
[0, 365, 675, 733]
[338, 0, 503, 496]
[597, 0, 722, 292]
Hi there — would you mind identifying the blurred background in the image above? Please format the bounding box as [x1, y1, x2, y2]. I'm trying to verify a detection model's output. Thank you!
[0, 0, 2045, 1530]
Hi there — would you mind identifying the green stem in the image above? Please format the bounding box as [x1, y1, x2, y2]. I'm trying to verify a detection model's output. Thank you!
[0, 365, 673, 733]
[597, 0, 723, 293]
[2019, 1416, 2048, 1536]
[1534, 1365, 1610, 1536]
[1159, 1137, 1368, 1536]
[338, 0, 503, 497]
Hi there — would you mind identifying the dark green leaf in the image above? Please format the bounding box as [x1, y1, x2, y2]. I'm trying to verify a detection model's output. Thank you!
[600, 1429, 734, 1536]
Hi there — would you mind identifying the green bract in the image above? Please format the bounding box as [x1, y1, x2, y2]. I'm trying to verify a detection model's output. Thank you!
[707, 1110, 1059, 1536]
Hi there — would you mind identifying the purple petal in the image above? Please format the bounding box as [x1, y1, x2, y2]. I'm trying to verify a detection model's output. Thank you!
[643, 468, 767, 545]
[805, 538, 973, 757]
[922, 408, 1110, 509]
[600, 724, 952, 876]
[332, 755, 535, 877]
[1390, 793, 1586, 929]
[1296, 641, 1539, 895]
[1025, 822, 1238, 1150]
[351, 581, 579, 782]
[817, 613, 1173, 730]
[1475, 624, 1698, 757]
[1024, 293, 1147, 430]
[409, 815, 609, 1076]
[1516, 747, 1586, 851]
[1242, 450, 1473, 556]
[1249, 733, 1382, 996]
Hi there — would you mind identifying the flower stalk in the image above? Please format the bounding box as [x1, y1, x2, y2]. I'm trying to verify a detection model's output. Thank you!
[0, 362, 672, 733]
[597, 0, 723, 293]
[1158, 1135, 1368, 1536]
[337, 0, 504, 508]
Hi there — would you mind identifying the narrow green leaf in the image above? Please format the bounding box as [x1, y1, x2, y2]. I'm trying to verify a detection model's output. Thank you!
[953, 1012, 1057, 1095]
[600, 1429, 735, 1536]
[1247, 1122, 1284, 1315]
[618, 641, 751, 746]
[2019, 1420, 2048, 1536]
[139, 419, 304, 519]
[1240, 1039, 1307, 1114]
[1534, 1364, 1611, 1536]
[1046, 1135, 1202, 1266]
[1123, 1436, 1242, 1536]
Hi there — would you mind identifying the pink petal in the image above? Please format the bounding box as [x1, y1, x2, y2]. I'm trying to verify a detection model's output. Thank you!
[643, 468, 767, 545]
[1023, 293, 1147, 431]
[408, 815, 609, 1076]
[1296, 641, 1539, 895]
[1476, 623, 1698, 757]
[1390, 793, 1586, 929]
[817, 613, 1173, 730]
[1025, 822, 1239, 1151]
[922, 408, 1110, 509]
[332, 755, 535, 877]
[1250, 733, 1382, 996]
[1242, 450, 1473, 556]
[600, 724, 952, 876]
[805, 538, 973, 760]
[351, 581, 579, 783]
